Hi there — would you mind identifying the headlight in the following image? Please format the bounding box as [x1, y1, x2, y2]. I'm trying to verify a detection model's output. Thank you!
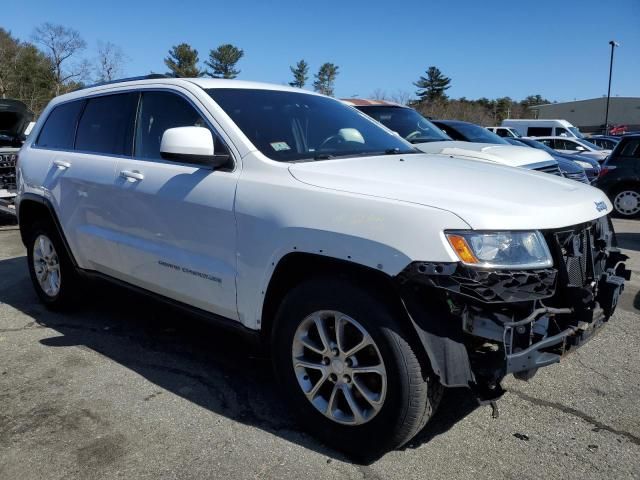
[446, 231, 552, 269]
[574, 160, 593, 169]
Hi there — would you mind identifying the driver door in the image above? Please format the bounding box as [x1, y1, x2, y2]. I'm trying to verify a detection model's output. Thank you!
[109, 89, 240, 320]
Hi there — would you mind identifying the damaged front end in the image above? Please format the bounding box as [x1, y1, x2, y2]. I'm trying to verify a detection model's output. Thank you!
[396, 216, 630, 403]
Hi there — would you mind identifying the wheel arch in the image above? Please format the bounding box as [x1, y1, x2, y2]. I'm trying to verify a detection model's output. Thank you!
[260, 252, 406, 343]
[17, 194, 78, 267]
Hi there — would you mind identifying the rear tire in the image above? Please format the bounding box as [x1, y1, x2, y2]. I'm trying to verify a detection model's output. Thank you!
[611, 186, 640, 218]
[26, 220, 79, 309]
[272, 277, 442, 459]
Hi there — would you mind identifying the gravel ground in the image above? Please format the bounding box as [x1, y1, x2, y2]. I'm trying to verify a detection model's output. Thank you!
[0, 216, 638, 479]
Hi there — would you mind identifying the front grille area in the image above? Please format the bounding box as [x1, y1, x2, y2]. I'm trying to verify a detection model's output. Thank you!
[545, 217, 610, 288]
[563, 171, 590, 184]
[0, 152, 17, 190]
[534, 163, 563, 176]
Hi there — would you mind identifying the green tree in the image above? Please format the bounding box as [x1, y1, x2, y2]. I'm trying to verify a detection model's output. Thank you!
[0, 28, 56, 113]
[205, 44, 244, 79]
[521, 94, 550, 109]
[289, 59, 309, 88]
[164, 43, 201, 77]
[313, 63, 339, 96]
[414, 66, 451, 102]
[495, 96, 513, 122]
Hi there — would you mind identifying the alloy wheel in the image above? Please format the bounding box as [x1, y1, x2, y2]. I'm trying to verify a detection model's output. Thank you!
[291, 310, 387, 425]
[32, 234, 61, 297]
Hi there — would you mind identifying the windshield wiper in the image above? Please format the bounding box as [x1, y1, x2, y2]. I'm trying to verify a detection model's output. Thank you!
[313, 153, 335, 160]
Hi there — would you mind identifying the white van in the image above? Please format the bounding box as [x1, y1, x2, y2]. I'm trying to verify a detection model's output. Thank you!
[501, 119, 584, 139]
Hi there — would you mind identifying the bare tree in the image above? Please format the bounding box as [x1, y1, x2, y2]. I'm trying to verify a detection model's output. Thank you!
[390, 90, 413, 106]
[95, 41, 126, 83]
[33, 23, 87, 95]
[370, 88, 388, 100]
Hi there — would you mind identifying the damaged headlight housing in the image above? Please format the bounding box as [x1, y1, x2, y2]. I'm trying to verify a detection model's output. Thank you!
[446, 230, 552, 269]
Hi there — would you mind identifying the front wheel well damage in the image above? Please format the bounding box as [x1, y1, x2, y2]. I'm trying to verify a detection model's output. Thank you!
[260, 253, 457, 387]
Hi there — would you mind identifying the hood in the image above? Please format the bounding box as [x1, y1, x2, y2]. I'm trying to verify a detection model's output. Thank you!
[414, 140, 556, 168]
[0, 100, 34, 147]
[288, 153, 611, 230]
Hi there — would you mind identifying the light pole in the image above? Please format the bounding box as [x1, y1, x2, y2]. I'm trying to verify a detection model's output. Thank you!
[604, 40, 619, 134]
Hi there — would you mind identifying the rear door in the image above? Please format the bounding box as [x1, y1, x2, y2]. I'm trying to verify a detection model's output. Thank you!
[36, 93, 138, 272]
[109, 89, 240, 320]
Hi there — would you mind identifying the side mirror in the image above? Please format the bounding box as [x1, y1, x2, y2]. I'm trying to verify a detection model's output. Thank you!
[160, 126, 229, 168]
[575, 145, 587, 152]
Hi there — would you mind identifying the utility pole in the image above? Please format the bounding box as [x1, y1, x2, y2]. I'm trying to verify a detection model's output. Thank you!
[604, 40, 619, 134]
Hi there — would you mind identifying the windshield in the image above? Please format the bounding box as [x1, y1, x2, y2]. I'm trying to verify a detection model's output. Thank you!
[569, 126, 584, 138]
[206, 89, 417, 161]
[357, 106, 451, 143]
[437, 122, 510, 144]
[577, 138, 602, 150]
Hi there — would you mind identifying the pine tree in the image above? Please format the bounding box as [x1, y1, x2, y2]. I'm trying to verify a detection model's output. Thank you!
[289, 59, 309, 88]
[164, 43, 201, 77]
[414, 66, 451, 102]
[205, 44, 244, 79]
[313, 63, 339, 96]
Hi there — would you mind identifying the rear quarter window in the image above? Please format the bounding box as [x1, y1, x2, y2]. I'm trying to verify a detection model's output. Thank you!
[36, 100, 85, 149]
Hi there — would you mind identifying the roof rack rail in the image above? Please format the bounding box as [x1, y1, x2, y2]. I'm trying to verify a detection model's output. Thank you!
[83, 73, 171, 90]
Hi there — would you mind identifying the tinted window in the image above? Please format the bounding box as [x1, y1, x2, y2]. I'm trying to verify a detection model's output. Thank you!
[135, 91, 228, 160]
[555, 127, 569, 136]
[207, 89, 416, 162]
[611, 138, 640, 165]
[527, 127, 552, 136]
[433, 122, 509, 144]
[36, 100, 85, 149]
[357, 106, 451, 143]
[76, 93, 137, 155]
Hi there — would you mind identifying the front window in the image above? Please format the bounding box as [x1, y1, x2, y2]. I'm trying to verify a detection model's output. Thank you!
[357, 106, 451, 144]
[206, 89, 417, 161]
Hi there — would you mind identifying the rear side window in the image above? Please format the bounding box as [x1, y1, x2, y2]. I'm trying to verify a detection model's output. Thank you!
[527, 127, 552, 136]
[36, 100, 85, 149]
[75, 93, 138, 156]
[134, 91, 229, 160]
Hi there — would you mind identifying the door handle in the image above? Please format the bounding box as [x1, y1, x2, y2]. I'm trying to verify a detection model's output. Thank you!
[53, 160, 71, 170]
[120, 170, 144, 181]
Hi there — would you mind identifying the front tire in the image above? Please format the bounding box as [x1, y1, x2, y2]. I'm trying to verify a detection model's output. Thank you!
[26, 220, 79, 309]
[272, 277, 442, 459]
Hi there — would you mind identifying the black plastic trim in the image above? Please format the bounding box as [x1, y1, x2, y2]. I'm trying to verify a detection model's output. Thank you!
[76, 269, 260, 343]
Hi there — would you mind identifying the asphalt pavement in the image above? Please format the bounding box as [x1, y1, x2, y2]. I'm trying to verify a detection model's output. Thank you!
[0, 214, 638, 479]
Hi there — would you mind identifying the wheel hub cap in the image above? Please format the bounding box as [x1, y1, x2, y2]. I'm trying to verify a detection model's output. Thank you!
[292, 310, 387, 426]
[614, 191, 640, 215]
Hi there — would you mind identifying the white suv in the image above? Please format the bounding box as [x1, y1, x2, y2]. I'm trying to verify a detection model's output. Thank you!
[16, 76, 629, 458]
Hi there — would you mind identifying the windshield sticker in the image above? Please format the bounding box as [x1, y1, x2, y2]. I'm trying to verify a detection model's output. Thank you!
[270, 142, 291, 151]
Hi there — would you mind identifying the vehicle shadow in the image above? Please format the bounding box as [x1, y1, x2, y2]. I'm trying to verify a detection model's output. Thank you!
[0, 255, 479, 464]
[616, 232, 640, 252]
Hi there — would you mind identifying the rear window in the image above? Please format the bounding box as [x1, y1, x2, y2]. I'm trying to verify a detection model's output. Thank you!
[610, 138, 640, 165]
[36, 100, 85, 149]
[75, 93, 138, 156]
[527, 127, 552, 136]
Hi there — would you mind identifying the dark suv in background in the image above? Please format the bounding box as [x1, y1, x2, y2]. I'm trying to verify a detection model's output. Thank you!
[596, 135, 640, 218]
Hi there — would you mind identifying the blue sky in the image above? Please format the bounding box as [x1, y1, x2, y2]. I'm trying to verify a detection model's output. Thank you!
[4, 0, 639, 102]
